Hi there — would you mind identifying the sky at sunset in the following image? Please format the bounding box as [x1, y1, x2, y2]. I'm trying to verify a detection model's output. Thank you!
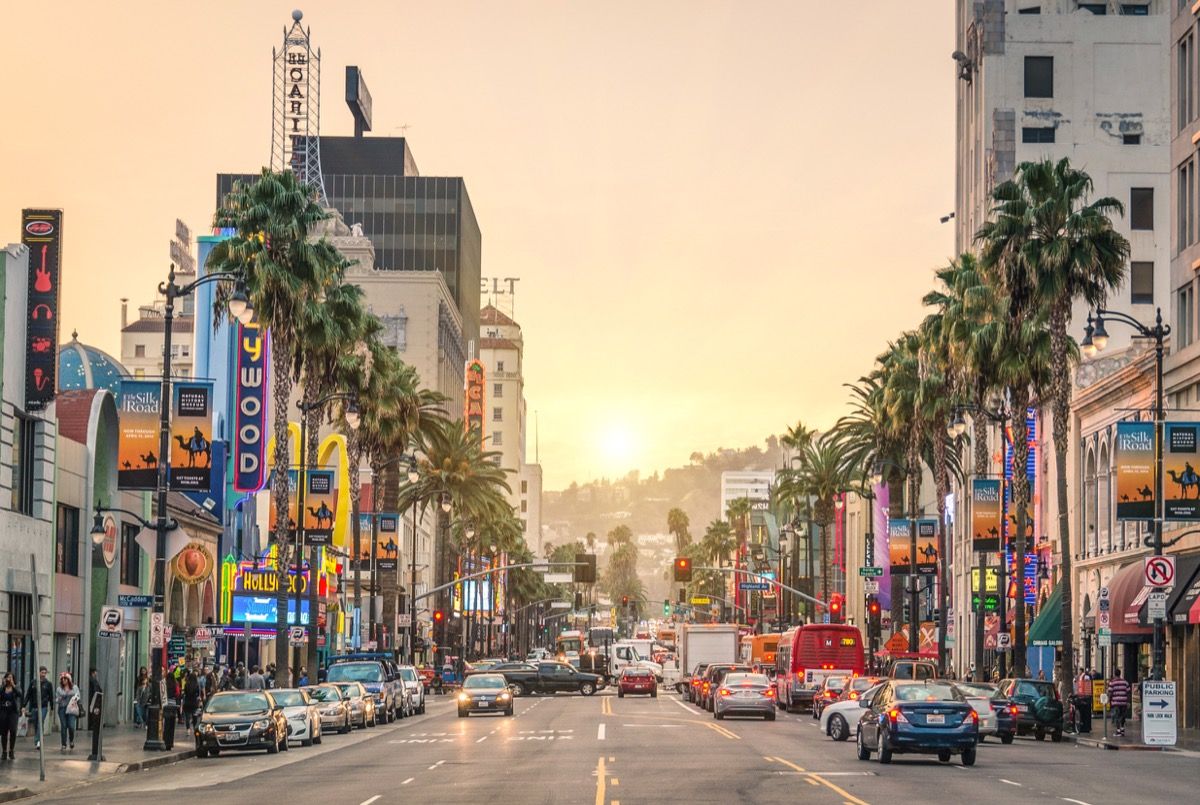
[1, 2, 955, 489]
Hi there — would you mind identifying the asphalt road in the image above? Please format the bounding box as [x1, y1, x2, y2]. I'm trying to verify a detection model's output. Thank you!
[25, 689, 1198, 805]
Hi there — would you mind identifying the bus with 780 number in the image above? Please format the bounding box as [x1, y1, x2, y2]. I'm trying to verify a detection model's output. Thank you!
[774, 624, 865, 712]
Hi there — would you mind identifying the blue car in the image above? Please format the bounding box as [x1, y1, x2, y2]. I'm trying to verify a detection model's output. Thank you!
[855, 680, 979, 766]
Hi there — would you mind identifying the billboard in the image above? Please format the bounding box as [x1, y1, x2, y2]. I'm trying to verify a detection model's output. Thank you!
[22, 209, 62, 411]
[889, 518, 938, 575]
[354, 513, 374, 570]
[1164, 422, 1200, 521]
[375, 513, 399, 570]
[232, 594, 310, 626]
[117, 380, 162, 490]
[970, 479, 1002, 552]
[233, 320, 269, 492]
[169, 381, 213, 491]
[465, 359, 485, 436]
[301, 469, 338, 546]
[268, 471, 299, 536]
[1115, 421, 1155, 521]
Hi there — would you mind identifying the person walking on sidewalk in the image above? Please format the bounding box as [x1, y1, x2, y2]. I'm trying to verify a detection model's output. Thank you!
[0, 672, 23, 760]
[134, 668, 150, 726]
[182, 671, 200, 730]
[1108, 668, 1132, 737]
[56, 673, 80, 751]
[23, 666, 52, 748]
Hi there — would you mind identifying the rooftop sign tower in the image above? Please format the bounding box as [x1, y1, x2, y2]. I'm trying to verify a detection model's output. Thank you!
[271, 9, 327, 204]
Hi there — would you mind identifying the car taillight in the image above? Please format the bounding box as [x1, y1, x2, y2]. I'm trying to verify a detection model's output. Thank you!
[719, 688, 732, 697]
[763, 689, 775, 698]
[1010, 705, 1019, 716]
[970, 710, 979, 724]
[849, 692, 859, 700]
[887, 708, 909, 724]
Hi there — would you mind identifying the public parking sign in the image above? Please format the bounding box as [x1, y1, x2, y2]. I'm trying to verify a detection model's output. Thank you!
[1142, 680, 1177, 746]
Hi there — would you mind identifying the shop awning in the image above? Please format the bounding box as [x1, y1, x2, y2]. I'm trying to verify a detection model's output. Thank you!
[1109, 560, 1153, 644]
[1168, 553, 1200, 625]
[1139, 553, 1200, 626]
[1029, 582, 1064, 646]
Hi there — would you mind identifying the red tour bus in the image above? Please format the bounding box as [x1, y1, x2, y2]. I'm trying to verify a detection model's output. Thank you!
[774, 624, 865, 712]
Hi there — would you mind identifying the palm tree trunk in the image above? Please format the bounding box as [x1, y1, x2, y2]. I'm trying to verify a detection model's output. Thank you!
[301, 378, 323, 681]
[1050, 300, 1075, 702]
[1010, 385, 1032, 676]
[270, 336, 295, 687]
[973, 397, 989, 477]
[933, 420, 950, 675]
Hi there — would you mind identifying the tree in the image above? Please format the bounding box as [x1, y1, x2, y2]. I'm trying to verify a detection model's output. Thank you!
[776, 436, 852, 607]
[208, 169, 347, 686]
[667, 508, 691, 554]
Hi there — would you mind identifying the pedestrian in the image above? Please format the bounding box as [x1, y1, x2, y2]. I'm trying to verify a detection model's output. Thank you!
[86, 668, 102, 733]
[247, 665, 265, 691]
[0, 672, 22, 760]
[182, 671, 200, 730]
[297, 667, 308, 686]
[1108, 668, 1131, 737]
[23, 666, 52, 748]
[135, 674, 151, 727]
[1037, 669, 1046, 680]
[203, 667, 218, 705]
[56, 673, 80, 751]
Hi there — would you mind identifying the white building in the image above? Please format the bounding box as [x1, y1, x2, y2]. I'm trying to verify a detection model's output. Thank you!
[720, 471, 774, 514]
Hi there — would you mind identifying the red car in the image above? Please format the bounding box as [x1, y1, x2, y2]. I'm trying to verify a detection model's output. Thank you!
[617, 667, 657, 698]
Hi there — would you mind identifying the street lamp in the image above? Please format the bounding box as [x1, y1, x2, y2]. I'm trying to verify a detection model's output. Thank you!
[1083, 306, 1169, 681]
[440, 492, 452, 513]
[778, 531, 790, 629]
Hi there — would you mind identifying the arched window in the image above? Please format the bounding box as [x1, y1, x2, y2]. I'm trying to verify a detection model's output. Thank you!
[1084, 445, 1097, 558]
[1098, 441, 1111, 554]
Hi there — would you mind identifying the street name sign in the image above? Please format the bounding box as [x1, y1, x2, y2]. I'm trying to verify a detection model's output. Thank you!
[118, 594, 154, 608]
[543, 573, 573, 584]
[690, 596, 711, 605]
[738, 582, 769, 591]
[549, 601, 570, 609]
[1144, 556, 1176, 589]
[1142, 680, 1177, 746]
[859, 566, 883, 577]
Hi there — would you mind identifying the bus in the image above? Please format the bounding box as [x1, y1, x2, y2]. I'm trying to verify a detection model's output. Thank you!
[774, 624, 865, 713]
[739, 633, 780, 669]
[555, 629, 585, 661]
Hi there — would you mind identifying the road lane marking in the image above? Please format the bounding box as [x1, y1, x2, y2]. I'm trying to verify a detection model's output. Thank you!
[359, 797, 381, 805]
[672, 698, 700, 715]
[598, 724, 606, 740]
[594, 756, 606, 805]
[1061, 800, 1094, 805]
[706, 722, 740, 740]
[770, 757, 870, 805]
[1000, 780, 1021, 787]
[428, 760, 445, 770]
[620, 723, 681, 727]
[401, 779, 414, 785]
[476, 735, 488, 743]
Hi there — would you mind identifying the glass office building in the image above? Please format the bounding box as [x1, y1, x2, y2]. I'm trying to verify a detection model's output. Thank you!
[217, 136, 481, 344]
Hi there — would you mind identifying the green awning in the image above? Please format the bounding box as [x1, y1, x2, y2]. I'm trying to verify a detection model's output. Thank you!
[1029, 582, 1064, 647]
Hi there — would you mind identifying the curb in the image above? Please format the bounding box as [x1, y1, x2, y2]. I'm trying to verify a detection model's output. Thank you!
[1074, 736, 1168, 751]
[116, 748, 196, 772]
[0, 789, 34, 804]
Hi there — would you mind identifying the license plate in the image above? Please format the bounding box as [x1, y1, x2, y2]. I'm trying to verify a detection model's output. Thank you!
[478, 701, 490, 707]
[1017, 705, 1029, 712]
[926, 714, 945, 725]
[219, 735, 240, 743]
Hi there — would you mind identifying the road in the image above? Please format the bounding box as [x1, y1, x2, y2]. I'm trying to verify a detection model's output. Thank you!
[26, 690, 1196, 805]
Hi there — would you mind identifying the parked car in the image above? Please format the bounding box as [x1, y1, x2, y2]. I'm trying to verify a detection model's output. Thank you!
[303, 684, 352, 735]
[496, 661, 604, 696]
[855, 680, 979, 766]
[820, 682, 885, 741]
[457, 673, 515, 717]
[330, 680, 378, 728]
[269, 688, 322, 747]
[617, 666, 657, 698]
[713, 672, 776, 721]
[397, 665, 426, 715]
[326, 656, 399, 722]
[194, 691, 289, 757]
[996, 678, 1065, 742]
[812, 675, 849, 720]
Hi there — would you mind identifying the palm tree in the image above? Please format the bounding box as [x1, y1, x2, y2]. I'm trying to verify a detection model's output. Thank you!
[667, 508, 691, 554]
[208, 169, 347, 684]
[986, 158, 1129, 698]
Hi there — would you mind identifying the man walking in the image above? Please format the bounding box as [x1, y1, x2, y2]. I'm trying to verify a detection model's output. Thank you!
[247, 666, 265, 691]
[1108, 668, 1131, 737]
[23, 667, 52, 749]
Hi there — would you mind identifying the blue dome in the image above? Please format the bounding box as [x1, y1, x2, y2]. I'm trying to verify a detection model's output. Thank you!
[58, 334, 128, 398]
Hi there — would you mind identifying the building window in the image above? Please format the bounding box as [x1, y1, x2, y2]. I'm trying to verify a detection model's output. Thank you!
[493, 383, 503, 398]
[1180, 159, 1196, 251]
[1018, 5, 1041, 12]
[1119, 3, 1149, 14]
[521, 480, 528, 494]
[134, 368, 145, 379]
[521, 500, 528, 513]
[1130, 188, 1154, 231]
[134, 344, 145, 358]
[1024, 56, 1053, 98]
[493, 407, 503, 422]
[55, 504, 80, 576]
[1078, 2, 1106, 13]
[1130, 262, 1154, 304]
[496, 361, 504, 373]
[1022, 127, 1056, 144]
[1180, 32, 1195, 131]
[492, 431, 503, 446]
[120, 522, 141, 586]
[1178, 282, 1195, 348]
[180, 344, 190, 357]
[1123, 133, 1141, 145]
[11, 414, 36, 516]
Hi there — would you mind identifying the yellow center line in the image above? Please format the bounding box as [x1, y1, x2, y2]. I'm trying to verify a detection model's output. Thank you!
[706, 722, 740, 740]
[595, 756, 606, 805]
[770, 757, 870, 805]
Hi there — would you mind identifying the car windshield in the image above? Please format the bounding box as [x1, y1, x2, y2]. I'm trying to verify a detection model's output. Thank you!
[1014, 681, 1055, 699]
[893, 683, 961, 702]
[623, 668, 651, 677]
[207, 692, 270, 714]
[334, 684, 361, 698]
[850, 677, 877, 692]
[958, 683, 998, 698]
[304, 686, 340, 702]
[725, 674, 769, 686]
[270, 690, 306, 707]
[825, 676, 848, 689]
[327, 663, 384, 683]
[399, 668, 418, 682]
[464, 675, 507, 689]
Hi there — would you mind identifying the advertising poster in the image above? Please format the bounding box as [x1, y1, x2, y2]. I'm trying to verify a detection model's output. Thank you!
[888, 518, 912, 575]
[353, 513, 374, 570]
[1115, 421, 1155, 521]
[169, 381, 213, 491]
[22, 209, 62, 411]
[233, 319, 269, 493]
[268, 470, 299, 537]
[915, 519, 938, 574]
[889, 518, 938, 575]
[117, 379, 161, 490]
[873, 482, 891, 610]
[971, 479, 1002, 552]
[376, 513, 399, 570]
[1164, 422, 1200, 521]
[301, 469, 338, 546]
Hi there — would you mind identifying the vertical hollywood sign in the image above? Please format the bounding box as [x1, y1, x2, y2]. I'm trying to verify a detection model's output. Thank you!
[234, 320, 269, 492]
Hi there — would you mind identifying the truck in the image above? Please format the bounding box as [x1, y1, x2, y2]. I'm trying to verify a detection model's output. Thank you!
[577, 641, 663, 682]
[498, 661, 605, 696]
[674, 623, 740, 694]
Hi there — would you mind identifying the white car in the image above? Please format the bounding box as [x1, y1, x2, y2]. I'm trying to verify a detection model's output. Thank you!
[270, 688, 322, 747]
[956, 683, 999, 739]
[398, 665, 426, 715]
[819, 682, 884, 742]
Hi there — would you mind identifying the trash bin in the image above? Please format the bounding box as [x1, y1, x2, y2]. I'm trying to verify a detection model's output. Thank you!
[163, 703, 179, 750]
[1073, 694, 1092, 733]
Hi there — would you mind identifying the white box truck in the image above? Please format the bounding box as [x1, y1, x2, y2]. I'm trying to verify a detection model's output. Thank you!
[675, 623, 739, 695]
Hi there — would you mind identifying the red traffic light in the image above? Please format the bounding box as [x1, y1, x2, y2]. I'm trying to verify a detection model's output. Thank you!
[433, 610, 445, 622]
[868, 598, 881, 616]
[829, 593, 844, 622]
[673, 556, 693, 582]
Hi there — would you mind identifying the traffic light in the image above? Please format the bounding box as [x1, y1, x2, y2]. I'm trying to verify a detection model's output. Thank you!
[574, 553, 597, 583]
[867, 595, 881, 636]
[433, 609, 445, 623]
[829, 593, 844, 623]
[663, 599, 670, 616]
[433, 609, 445, 641]
[621, 595, 629, 606]
[673, 556, 692, 582]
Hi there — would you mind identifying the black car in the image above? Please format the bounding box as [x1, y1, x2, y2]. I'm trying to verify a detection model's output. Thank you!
[997, 678, 1065, 742]
[855, 680, 979, 766]
[458, 673, 515, 716]
[497, 661, 604, 696]
[195, 691, 289, 757]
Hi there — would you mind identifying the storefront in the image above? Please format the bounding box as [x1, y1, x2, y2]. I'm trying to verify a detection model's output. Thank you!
[1166, 553, 1200, 730]
[1107, 561, 1153, 684]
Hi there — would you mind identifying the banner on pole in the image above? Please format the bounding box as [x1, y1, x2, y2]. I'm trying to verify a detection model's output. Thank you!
[169, 381, 214, 491]
[1115, 421, 1155, 521]
[971, 479, 1002, 552]
[375, 513, 399, 570]
[117, 379, 161, 490]
[1164, 423, 1200, 521]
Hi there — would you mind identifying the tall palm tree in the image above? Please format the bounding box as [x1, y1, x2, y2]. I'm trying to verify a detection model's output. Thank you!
[667, 508, 691, 554]
[776, 437, 851, 607]
[208, 169, 347, 684]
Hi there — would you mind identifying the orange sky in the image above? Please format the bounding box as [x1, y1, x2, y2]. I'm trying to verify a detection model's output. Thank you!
[1, 2, 954, 489]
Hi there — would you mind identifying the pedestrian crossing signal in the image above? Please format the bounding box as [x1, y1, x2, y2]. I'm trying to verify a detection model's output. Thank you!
[673, 556, 692, 582]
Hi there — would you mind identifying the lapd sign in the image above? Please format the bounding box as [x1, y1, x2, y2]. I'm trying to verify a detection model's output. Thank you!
[1142, 680, 1177, 746]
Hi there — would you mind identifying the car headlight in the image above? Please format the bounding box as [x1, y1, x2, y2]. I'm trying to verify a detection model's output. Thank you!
[252, 719, 271, 731]
[289, 713, 307, 721]
[458, 692, 470, 702]
[322, 707, 342, 716]
[498, 692, 511, 700]
[200, 723, 215, 733]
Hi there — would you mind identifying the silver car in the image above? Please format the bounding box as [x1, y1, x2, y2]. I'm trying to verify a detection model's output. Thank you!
[397, 665, 426, 715]
[304, 684, 352, 734]
[713, 673, 777, 721]
[957, 682, 999, 739]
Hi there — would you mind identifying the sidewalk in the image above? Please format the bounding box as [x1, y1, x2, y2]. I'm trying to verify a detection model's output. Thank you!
[1073, 718, 1200, 754]
[0, 723, 194, 802]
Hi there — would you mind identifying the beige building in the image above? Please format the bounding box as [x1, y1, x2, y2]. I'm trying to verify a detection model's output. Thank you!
[120, 296, 195, 380]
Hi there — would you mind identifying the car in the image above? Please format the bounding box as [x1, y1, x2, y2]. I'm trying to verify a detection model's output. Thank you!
[855, 680, 979, 766]
[996, 678, 1065, 742]
[269, 688, 322, 747]
[397, 664, 426, 715]
[417, 666, 437, 693]
[526, 648, 552, 662]
[458, 673, 515, 717]
[326, 658, 398, 722]
[713, 672, 776, 721]
[303, 684, 352, 735]
[497, 661, 605, 696]
[617, 666, 657, 698]
[887, 658, 939, 680]
[821, 682, 885, 742]
[683, 663, 711, 703]
[812, 675, 849, 720]
[488, 662, 537, 673]
[700, 665, 753, 712]
[331, 681, 378, 729]
[956, 682, 1016, 744]
[194, 690, 289, 757]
